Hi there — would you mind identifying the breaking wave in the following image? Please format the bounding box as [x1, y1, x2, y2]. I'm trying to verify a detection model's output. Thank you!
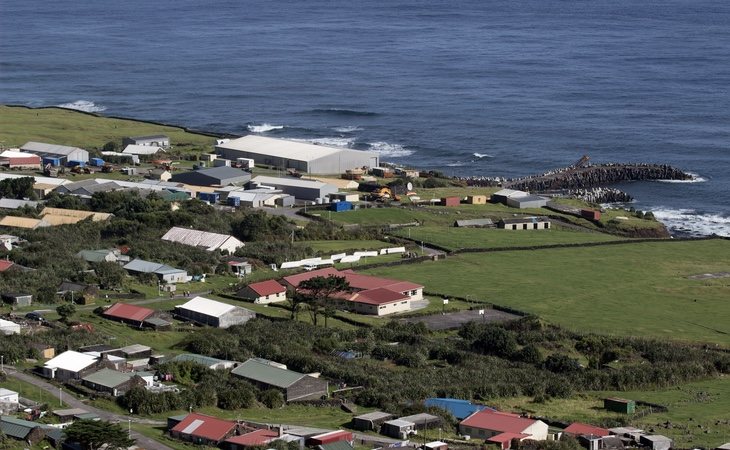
[656, 172, 707, 183]
[55, 100, 106, 112]
[247, 123, 284, 132]
[292, 137, 355, 148]
[368, 141, 414, 158]
[332, 126, 363, 133]
[652, 208, 730, 237]
[473, 152, 494, 159]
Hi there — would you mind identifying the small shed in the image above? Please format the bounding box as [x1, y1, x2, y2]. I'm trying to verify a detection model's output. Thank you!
[381, 419, 416, 439]
[454, 219, 494, 228]
[351, 411, 394, 431]
[330, 192, 360, 203]
[275, 195, 296, 207]
[307, 430, 353, 447]
[2, 292, 32, 307]
[400, 413, 441, 430]
[465, 195, 487, 205]
[0, 388, 19, 414]
[604, 397, 635, 414]
[330, 201, 352, 212]
[423, 441, 448, 450]
[0, 318, 21, 335]
[581, 209, 601, 221]
[639, 435, 673, 450]
[441, 197, 461, 207]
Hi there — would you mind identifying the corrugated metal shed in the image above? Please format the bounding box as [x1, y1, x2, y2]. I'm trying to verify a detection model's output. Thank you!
[231, 358, 307, 388]
[176, 296, 236, 318]
[82, 368, 134, 388]
[162, 227, 244, 252]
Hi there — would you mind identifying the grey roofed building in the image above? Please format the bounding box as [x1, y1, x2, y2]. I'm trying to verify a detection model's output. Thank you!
[251, 175, 338, 201]
[122, 134, 170, 147]
[498, 216, 551, 230]
[169, 166, 251, 187]
[21, 141, 89, 162]
[231, 358, 329, 402]
[171, 353, 235, 369]
[81, 368, 140, 396]
[398, 413, 441, 429]
[351, 411, 395, 431]
[76, 249, 122, 263]
[505, 194, 548, 209]
[0, 198, 39, 210]
[454, 218, 494, 228]
[123, 258, 188, 283]
[216, 135, 379, 174]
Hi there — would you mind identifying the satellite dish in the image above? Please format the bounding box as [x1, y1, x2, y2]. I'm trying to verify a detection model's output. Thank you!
[406, 182, 413, 191]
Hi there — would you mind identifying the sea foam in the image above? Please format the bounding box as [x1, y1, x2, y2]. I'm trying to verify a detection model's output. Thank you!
[292, 137, 355, 148]
[56, 100, 106, 113]
[247, 123, 284, 132]
[653, 208, 730, 237]
[368, 141, 414, 158]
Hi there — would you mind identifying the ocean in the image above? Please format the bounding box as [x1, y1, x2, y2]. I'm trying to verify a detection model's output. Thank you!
[1, 0, 729, 236]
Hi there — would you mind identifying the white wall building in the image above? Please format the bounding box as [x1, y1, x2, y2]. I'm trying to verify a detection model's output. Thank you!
[162, 227, 244, 253]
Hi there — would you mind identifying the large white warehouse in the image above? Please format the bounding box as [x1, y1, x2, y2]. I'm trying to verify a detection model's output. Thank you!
[215, 135, 379, 174]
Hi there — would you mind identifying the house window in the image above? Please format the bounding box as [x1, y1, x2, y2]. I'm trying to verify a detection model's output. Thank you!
[523, 224, 528, 230]
[266, 294, 270, 299]
[512, 224, 517, 230]
[411, 290, 417, 295]
[534, 223, 538, 229]
[401, 301, 407, 304]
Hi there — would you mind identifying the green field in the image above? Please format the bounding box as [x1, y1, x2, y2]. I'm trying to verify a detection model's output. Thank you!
[299, 239, 390, 253]
[394, 226, 621, 251]
[0, 105, 215, 151]
[366, 239, 730, 344]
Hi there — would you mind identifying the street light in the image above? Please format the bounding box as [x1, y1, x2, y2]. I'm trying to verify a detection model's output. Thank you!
[59, 387, 63, 406]
[1, 355, 4, 373]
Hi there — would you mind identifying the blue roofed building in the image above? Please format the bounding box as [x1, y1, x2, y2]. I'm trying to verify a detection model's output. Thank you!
[425, 398, 493, 420]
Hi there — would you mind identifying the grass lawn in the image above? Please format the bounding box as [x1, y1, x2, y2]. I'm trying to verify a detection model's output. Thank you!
[491, 377, 730, 449]
[299, 239, 390, 253]
[393, 226, 621, 251]
[365, 239, 730, 344]
[0, 105, 215, 151]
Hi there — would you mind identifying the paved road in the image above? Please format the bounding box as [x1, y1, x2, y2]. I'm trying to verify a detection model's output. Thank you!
[5, 367, 171, 450]
[401, 308, 521, 330]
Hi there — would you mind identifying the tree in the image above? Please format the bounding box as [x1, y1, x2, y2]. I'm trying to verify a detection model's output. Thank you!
[56, 303, 77, 323]
[65, 419, 135, 450]
[94, 261, 127, 289]
[472, 326, 517, 358]
[297, 276, 350, 326]
[259, 389, 285, 408]
[0, 176, 36, 200]
[102, 141, 118, 152]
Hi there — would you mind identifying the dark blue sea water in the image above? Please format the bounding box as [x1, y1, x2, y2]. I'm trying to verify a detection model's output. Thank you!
[1, 0, 729, 235]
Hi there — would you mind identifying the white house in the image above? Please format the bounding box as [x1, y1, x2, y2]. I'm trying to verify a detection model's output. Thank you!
[39, 350, 98, 382]
[0, 318, 21, 335]
[236, 279, 287, 304]
[0, 388, 19, 414]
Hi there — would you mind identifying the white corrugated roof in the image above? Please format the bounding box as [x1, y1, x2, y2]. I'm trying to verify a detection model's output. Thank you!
[162, 227, 243, 251]
[220, 135, 342, 161]
[44, 350, 98, 372]
[252, 175, 333, 189]
[177, 296, 236, 318]
[0, 150, 39, 158]
[21, 141, 85, 156]
[122, 144, 164, 155]
[0, 173, 69, 186]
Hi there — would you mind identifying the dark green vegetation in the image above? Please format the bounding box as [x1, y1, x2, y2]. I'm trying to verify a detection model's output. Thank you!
[0, 191, 382, 301]
[65, 419, 135, 450]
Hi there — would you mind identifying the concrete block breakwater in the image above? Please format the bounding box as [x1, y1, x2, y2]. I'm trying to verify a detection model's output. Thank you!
[504, 163, 692, 191]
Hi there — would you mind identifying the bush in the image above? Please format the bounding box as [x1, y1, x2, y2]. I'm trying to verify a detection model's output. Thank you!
[259, 389, 285, 409]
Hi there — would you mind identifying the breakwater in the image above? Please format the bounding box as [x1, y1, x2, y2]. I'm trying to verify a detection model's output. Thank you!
[567, 187, 633, 204]
[504, 163, 692, 191]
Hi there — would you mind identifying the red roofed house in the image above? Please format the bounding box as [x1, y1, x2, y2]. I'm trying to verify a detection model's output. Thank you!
[563, 422, 610, 438]
[224, 429, 279, 449]
[307, 430, 354, 447]
[459, 410, 548, 449]
[170, 413, 237, 446]
[236, 279, 287, 304]
[0, 260, 15, 272]
[102, 302, 155, 327]
[283, 268, 423, 316]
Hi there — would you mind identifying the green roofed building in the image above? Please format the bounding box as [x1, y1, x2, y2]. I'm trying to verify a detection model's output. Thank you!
[231, 358, 328, 402]
[171, 353, 236, 370]
[0, 416, 52, 444]
[81, 368, 145, 396]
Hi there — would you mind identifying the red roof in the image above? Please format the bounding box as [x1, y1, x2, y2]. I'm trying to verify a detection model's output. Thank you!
[564, 422, 610, 437]
[0, 260, 14, 272]
[247, 279, 286, 297]
[224, 429, 278, 446]
[487, 432, 529, 446]
[171, 413, 236, 442]
[308, 430, 354, 445]
[283, 268, 422, 293]
[103, 302, 155, 322]
[461, 410, 538, 435]
[351, 288, 409, 305]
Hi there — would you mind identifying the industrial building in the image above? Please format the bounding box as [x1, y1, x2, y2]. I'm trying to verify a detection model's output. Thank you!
[81, 368, 144, 396]
[38, 350, 99, 381]
[237, 279, 287, 304]
[175, 296, 256, 328]
[251, 175, 338, 201]
[169, 166, 251, 187]
[171, 353, 236, 370]
[351, 411, 394, 431]
[162, 227, 244, 253]
[123, 134, 170, 147]
[122, 144, 165, 155]
[216, 135, 379, 174]
[231, 358, 329, 402]
[21, 141, 89, 164]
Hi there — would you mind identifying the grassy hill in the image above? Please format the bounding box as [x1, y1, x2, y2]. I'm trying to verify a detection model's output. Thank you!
[0, 105, 216, 151]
